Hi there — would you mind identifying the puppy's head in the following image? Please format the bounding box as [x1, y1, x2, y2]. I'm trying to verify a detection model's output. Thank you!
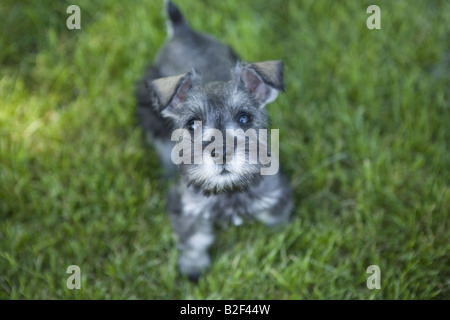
[148, 61, 284, 195]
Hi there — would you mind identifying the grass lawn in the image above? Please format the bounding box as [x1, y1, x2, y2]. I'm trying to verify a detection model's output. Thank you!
[0, 0, 448, 299]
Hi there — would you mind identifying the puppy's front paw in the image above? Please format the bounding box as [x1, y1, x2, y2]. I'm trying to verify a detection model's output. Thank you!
[178, 250, 210, 282]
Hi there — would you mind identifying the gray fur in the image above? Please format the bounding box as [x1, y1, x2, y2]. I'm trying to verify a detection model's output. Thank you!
[136, 1, 293, 281]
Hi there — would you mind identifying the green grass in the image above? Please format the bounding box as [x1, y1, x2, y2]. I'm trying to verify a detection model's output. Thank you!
[0, 0, 449, 299]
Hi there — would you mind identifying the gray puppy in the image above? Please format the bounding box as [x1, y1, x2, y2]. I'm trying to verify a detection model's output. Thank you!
[136, 1, 293, 281]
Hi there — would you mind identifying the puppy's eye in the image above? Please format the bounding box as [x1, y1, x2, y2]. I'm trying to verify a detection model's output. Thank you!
[237, 113, 251, 125]
[187, 119, 201, 131]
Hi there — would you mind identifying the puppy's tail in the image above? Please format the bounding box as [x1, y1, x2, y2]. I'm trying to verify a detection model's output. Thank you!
[165, 0, 190, 36]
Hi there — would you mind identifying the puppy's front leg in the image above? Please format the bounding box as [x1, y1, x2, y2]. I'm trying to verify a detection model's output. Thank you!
[167, 188, 214, 282]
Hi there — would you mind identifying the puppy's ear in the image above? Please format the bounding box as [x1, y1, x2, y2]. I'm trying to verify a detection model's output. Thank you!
[236, 60, 285, 108]
[147, 71, 200, 118]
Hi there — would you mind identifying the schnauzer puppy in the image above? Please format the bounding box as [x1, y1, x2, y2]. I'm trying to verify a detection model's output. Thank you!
[136, 1, 293, 281]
